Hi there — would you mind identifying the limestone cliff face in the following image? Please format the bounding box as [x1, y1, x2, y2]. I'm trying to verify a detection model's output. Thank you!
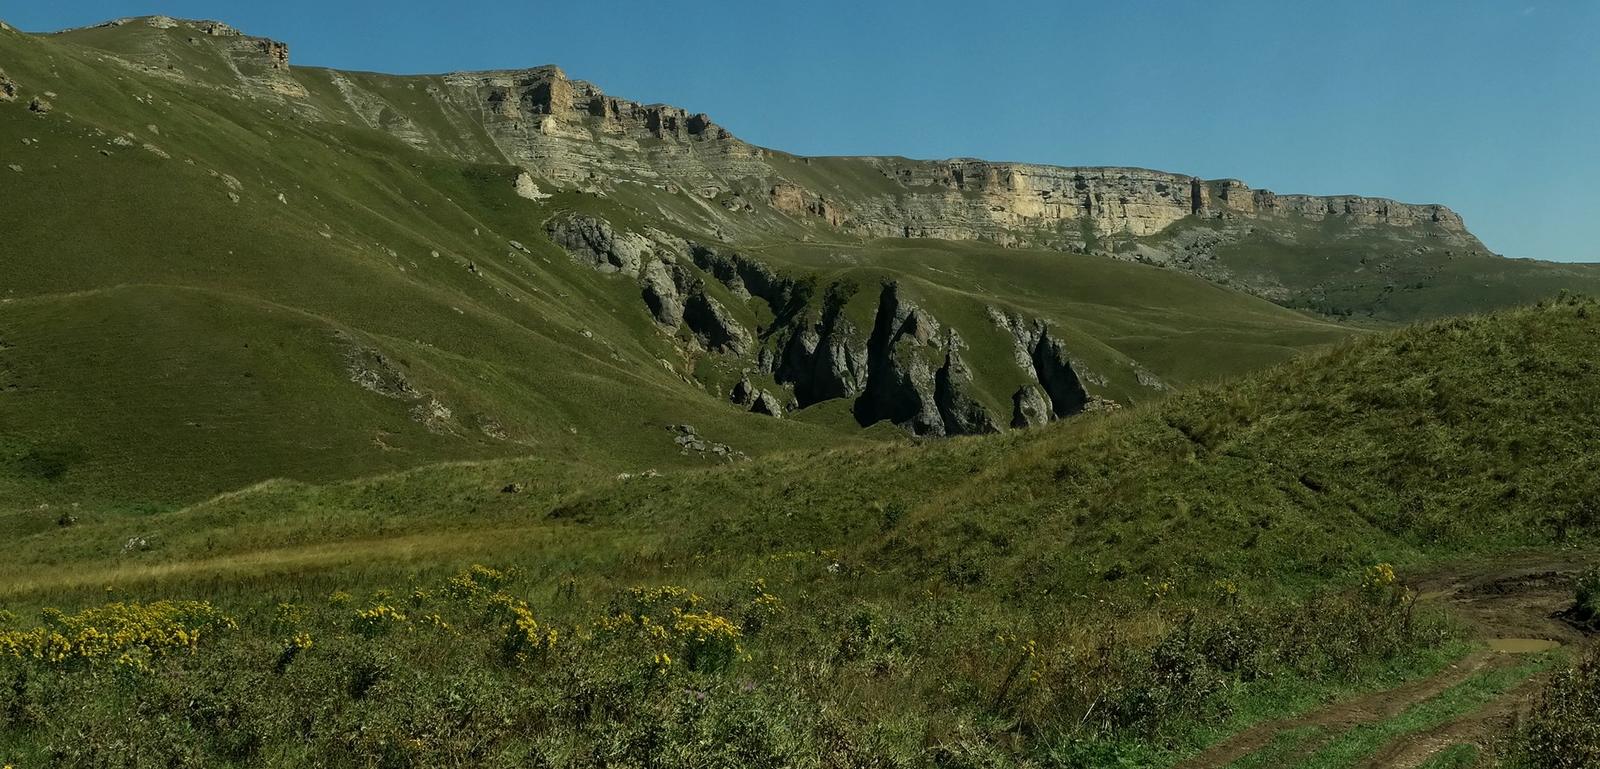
[63, 18, 1485, 256]
[441, 66, 769, 190]
[75, 17, 303, 96]
[276, 62, 1476, 251]
[844, 161, 1473, 247]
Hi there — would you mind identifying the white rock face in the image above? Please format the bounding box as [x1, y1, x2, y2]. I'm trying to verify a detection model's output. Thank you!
[513, 172, 551, 200]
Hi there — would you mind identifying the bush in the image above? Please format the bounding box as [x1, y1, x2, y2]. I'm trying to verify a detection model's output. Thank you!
[1502, 644, 1600, 769]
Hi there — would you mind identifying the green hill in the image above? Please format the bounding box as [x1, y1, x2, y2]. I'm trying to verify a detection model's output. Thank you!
[1, 298, 1596, 767]
[3, 15, 1600, 766]
[0, 17, 1368, 510]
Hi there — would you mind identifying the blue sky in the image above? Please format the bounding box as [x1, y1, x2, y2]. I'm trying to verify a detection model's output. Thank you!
[7, 1, 1597, 261]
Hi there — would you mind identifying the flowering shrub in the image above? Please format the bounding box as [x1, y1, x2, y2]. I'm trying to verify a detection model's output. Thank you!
[352, 604, 408, 637]
[740, 579, 783, 633]
[275, 632, 314, 672]
[446, 564, 517, 599]
[591, 585, 746, 672]
[0, 601, 235, 669]
[1361, 562, 1408, 606]
[497, 597, 557, 665]
[672, 609, 742, 672]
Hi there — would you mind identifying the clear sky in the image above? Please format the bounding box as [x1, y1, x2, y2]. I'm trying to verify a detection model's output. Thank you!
[7, 1, 1597, 261]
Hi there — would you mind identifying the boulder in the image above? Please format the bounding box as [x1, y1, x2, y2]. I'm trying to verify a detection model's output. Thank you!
[730, 377, 756, 406]
[749, 390, 784, 418]
[1011, 384, 1051, 429]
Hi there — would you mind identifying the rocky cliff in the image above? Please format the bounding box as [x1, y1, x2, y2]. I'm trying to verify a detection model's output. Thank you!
[65, 17, 1479, 261]
[27, 16, 1502, 437]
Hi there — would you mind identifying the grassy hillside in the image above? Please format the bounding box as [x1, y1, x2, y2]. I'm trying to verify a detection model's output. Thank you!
[1137, 215, 1600, 322]
[0, 19, 1368, 512]
[0, 299, 1595, 767]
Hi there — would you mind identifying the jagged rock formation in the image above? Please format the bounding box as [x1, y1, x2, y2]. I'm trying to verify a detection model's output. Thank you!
[640, 258, 692, 327]
[852, 283, 1000, 437]
[682, 292, 749, 354]
[545, 214, 752, 355]
[541, 213, 1094, 437]
[773, 283, 867, 408]
[990, 308, 1091, 420]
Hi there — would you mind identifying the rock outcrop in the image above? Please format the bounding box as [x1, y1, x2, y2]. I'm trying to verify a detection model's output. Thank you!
[749, 389, 784, 418]
[853, 283, 999, 436]
[774, 283, 867, 408]
[545, 213, 649, 275]
[639, 258, 692, 327]
[683, 291, 750, 355]
[513, 171, 551, 200]
[1011, 385, 1051, 429]
[990, 308, 1091, 421]
[62, 17, 1483, 264]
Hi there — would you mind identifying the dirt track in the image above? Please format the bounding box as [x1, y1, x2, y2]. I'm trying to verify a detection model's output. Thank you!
[1178, 552, 1593, 769]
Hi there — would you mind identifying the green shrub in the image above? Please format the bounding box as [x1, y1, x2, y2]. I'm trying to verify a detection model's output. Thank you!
[1502, 644, 1600, 768]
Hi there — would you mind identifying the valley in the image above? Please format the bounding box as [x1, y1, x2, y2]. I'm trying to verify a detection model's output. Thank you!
[0, 13, 1596, 769]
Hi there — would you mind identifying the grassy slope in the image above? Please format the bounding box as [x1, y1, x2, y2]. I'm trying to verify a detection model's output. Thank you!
[8, 298, 1596, 602]
[0, 20, 1372, 513]
[0, 301, 1593, 768]
[1152, 216, 1600, 322]
[0, 24, 872, 511]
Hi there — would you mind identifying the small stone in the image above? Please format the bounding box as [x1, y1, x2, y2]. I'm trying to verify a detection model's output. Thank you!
[28, 97, 51, 114]
[500, 482, 524, 494]
[6, 164, 19, 173]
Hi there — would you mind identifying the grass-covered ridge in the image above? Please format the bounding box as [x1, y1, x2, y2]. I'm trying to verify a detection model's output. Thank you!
[0, 18, 1362, 512]
[0, 300, 1596, 767]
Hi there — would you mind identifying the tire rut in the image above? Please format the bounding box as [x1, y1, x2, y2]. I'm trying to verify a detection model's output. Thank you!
[1178, 551, 1595, 769]
[1174, 652, 1505, 769]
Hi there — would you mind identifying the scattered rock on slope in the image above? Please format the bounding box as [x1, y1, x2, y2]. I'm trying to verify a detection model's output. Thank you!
[749, 390, 784, 418]
[730, 377, 784, 418]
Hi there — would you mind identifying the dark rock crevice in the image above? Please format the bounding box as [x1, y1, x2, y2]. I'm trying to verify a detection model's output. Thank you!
[853, 282, 997, 436]
[775, 281, 866, 407]
[990, 307, 1092, 427]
